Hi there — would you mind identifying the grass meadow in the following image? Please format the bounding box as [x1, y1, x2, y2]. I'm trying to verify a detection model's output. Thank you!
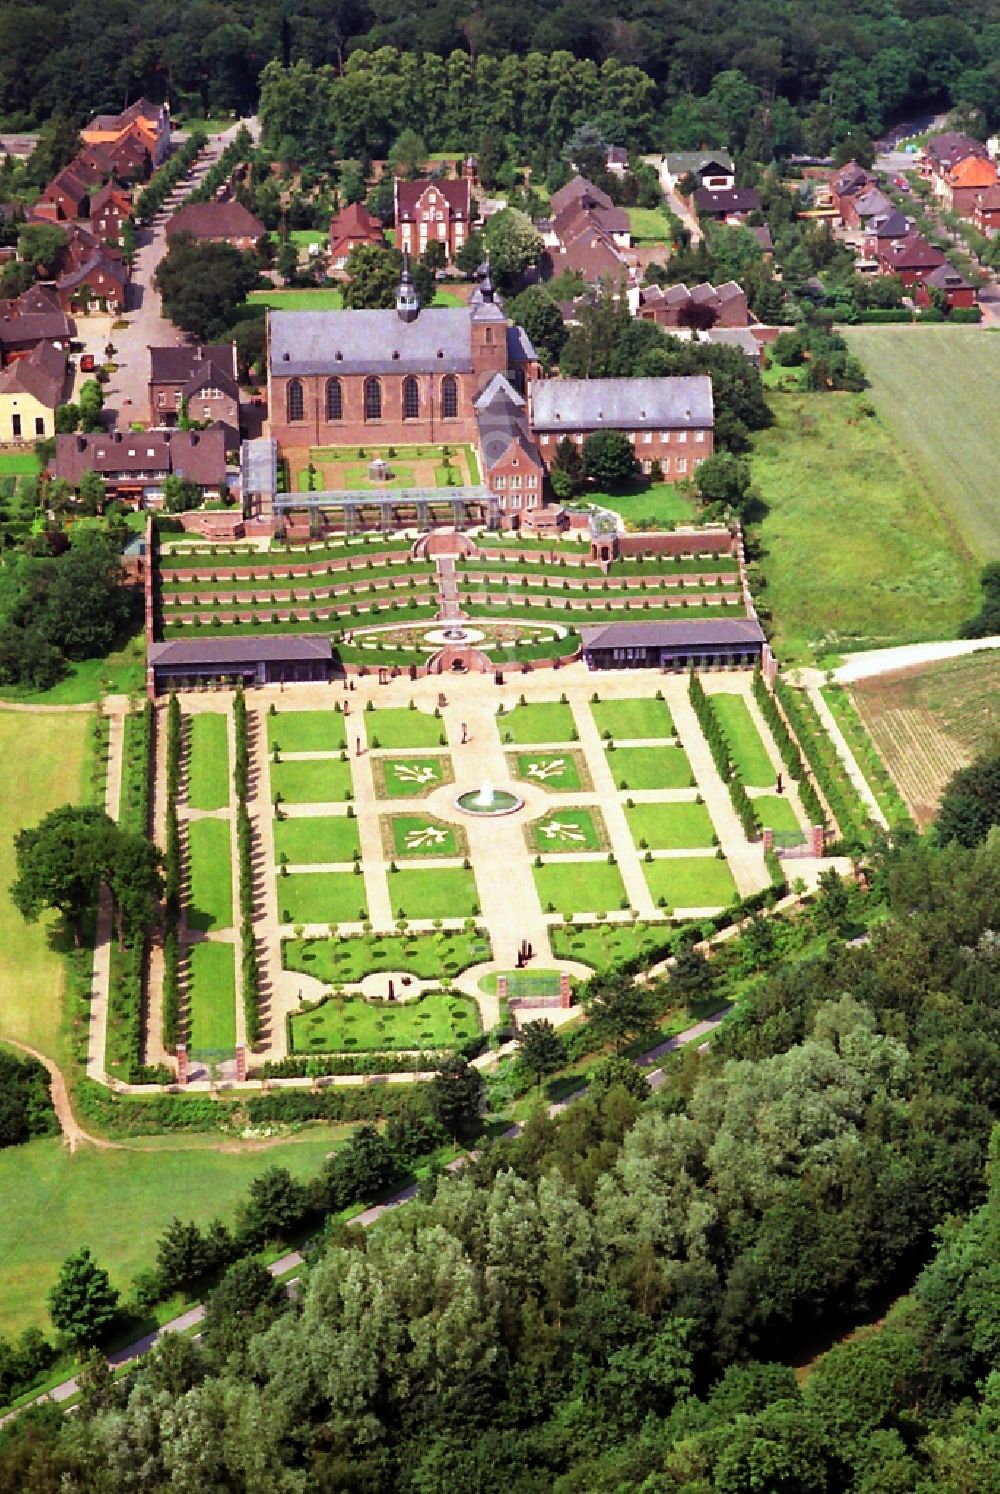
[845, 326, 1000, 563]
[751, 391, 978, 662]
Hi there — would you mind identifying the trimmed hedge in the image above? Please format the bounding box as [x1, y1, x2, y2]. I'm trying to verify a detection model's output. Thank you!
[774, 676, 869, 847]
[688, 670, 760, 839]
[233, 689, 260, 1046]
[752, 669, 826, 828]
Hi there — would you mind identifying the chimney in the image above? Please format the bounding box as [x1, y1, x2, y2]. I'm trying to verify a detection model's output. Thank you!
[194, 345, 203, 360]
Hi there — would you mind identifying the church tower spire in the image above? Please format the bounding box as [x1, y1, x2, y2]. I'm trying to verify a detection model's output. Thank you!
[396, 249, 420, 323]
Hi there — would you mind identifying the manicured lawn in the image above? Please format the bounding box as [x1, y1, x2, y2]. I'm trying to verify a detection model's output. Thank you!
[527, 807, 606, 852]
[846, 326, 1000, 564]
[496, 700, 577, 743]
[0, 1134, 349, 1336]
[187, 941, 236, 1056]
[0, 451, 40, 475]
[248, 288, 344, 310]
[710, 693, 776, 787]
[628, 206, 675, 242]
[387, 867, 479, 920]
[0, 709, 89, 1062]
[752, 391, 978, 662]
[512, 750, 585, 792]
[625, 801, 716, 849]
[186, 712, 230, 810]
[366, 706, 443, 749]
[186, 818, 233, 931]
[274, 815, 360, 864]
[754, 795, 804, 838]
[376, 755, 453, 798]
[644, 856, 738, 910]
[302, 462, 418, 491]
[591, 696, 674, 739]
[534, 860, 628, 915]
[289, 992, 480, 1053]
[589, 482, 697, 529]
[270, 757, 353, 803]
[277, 871, 367, 925]
[284, 929, 491, 983]
[267, 709, 347, 753]
[608, 745, 692, 790]
[388, 814, 462, 859]
[551, 920, 675, 972]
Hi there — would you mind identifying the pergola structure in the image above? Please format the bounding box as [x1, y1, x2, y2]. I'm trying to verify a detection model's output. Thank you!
[272, 486, 501, 534]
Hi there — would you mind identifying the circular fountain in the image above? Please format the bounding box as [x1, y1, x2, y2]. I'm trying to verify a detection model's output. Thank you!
[455, 778, 524, 817]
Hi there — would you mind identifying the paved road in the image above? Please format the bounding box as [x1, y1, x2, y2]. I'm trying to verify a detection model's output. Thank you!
[832, 636, 1000, 683]
[102, 119, 257, 428]
[7, 1004, 732, 1421]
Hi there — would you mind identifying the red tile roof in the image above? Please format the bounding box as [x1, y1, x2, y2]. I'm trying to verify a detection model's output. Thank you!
[166, 200, 265, 242]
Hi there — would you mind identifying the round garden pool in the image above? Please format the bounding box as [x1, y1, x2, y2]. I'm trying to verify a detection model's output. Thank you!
[455, 785, 524, 817]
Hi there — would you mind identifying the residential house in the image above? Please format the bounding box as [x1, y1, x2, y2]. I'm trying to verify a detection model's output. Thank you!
[166, 200, 265, 250]
[474, 372, 545, 522]
[860, 210, 914, 261]
[542, 176, 635, 287]
[56, 250, 128, 312]
[549, 175, 615, 219]
[973, 185, 1000, 234]
[148, 343, 240, 446]
[920, 132, 990, 198]
[394, 178, 472, 264]
[749, 224, 774, 257]
[660, 151, 735, 194]
[634, 280, 749, 329]
[0, 340, 66, 440]
[825, 163, 872, 224]
[875, 233, 946, 286]
[838, 186, 893, 232]
[606, 144, 629, 178]
[692, 186, 761, 224]
[327, 201, 386, 273]
[90, 183, 132, 245]
[915, 262, 976, 310]
[941, 153, 999, 216]
[528, 375, 713, 481]
[550, 196, 631, 249]
[34, 166, 91, 222]
[50, 426, 227, 503]
[81, 97, 170, 168]
[0, 284, 74, 363]
[104, 132, 152, 183]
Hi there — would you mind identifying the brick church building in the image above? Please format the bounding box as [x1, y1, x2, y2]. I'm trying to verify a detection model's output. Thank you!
[267, 259, 539, 453]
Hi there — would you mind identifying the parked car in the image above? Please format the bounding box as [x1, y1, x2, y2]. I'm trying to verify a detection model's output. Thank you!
[79, 353, 96, 372]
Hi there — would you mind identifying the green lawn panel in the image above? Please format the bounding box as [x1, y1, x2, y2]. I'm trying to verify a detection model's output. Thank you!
[186, 713, 230, 810]
[273, 815, 361, 864]
[284, 930, 491, 984]
[591, 697, 674, 739]
[267, 709, 347, 753]
[754, 795, 803, 837]
[289, 992, 481, 1053]
[710, 694, 776, 787]
[365, 707, 443, 749]
[270, 757, 353, 803]
[186, 818, 233, 931]
[277, 872, 367, 925]
[625, 801, 716, 849]
[389, 815, 461, 858]
[387, 867, 479, 920]
[379, 755, 452, 798]
[644, 856, 738, 910]
[188, 941, 237, 1055]
[497, 701, 577, 744]
[533, 860, 628, 915]
[608, 745, 692, 790]
[513, 751, 583, 792]
[529, 807, 604, 852]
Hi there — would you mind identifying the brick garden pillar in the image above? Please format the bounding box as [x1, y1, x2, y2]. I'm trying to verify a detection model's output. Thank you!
[811, 825, 826, 857]
[560, 972, 572, 1008]
[176, 1044, 188, 1086]
[235, 1045, 247, 1082]
[496, 975, 507, 1004]
[762, 827, 774, 852]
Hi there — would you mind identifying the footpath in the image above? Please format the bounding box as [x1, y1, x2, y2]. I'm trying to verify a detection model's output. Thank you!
[12, 1005, 733, 1418]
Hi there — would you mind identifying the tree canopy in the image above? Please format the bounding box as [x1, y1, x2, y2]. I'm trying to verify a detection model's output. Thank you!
[154, 235, 259, 341]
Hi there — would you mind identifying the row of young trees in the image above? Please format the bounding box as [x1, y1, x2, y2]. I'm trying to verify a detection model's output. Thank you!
[161, 695, 182, 1051]
[232, 691, 260, 1046]
[688, 670, 760, 838]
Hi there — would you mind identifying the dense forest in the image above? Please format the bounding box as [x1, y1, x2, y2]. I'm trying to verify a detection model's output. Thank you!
[4, 829, 1000, 1488]
[5, 0, 1000, 145]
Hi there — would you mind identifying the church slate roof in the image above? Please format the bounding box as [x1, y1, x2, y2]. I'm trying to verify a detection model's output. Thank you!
[268, 307, 476, 376]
